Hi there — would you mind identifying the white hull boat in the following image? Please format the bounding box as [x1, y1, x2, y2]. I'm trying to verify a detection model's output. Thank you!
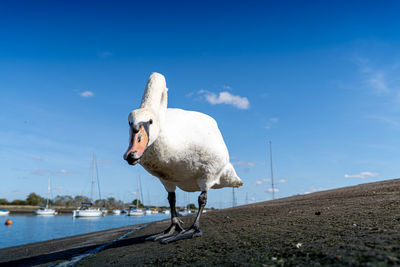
[127, 207, 144, 216]
[163, 209, 170, 215]
[0, 209, 10, 216]
[179, 209, 192, 216]
[112, 209, 121, 215]
[72, 155, 104, 218]
[35, 177, 57, 216]
[35, 207, 57, 216]
[73, 207, 102, 217]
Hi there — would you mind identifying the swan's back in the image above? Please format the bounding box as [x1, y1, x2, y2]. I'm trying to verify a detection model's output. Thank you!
[164, 108, 229, 161]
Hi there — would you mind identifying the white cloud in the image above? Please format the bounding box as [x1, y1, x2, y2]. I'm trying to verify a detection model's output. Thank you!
[232, 161, 256, 167]
[368, 115, 400, 128]
[255, 178, 272, 185]
[185, 92, 194, 97]
[32, 169, 50, 176]
[32, 169, 73, 176]
[356, 57, 391, 95]
[267, 188, 279, 193]
[250, 197, 256, 201]
[28, 156, 44, 161]
[198, 90, 250, 109]
[344, 171, 378, 179]
[367, 72, 389, 94]
[79, 91, 95, 98]
[58, 169, 72, 174]
[255, 178, 287, 186]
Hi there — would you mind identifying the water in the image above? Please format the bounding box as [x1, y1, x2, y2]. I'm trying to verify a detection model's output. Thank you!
[0, 213, 170, 249]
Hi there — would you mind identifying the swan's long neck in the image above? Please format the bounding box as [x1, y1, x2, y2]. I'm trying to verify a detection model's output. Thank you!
[140, 73, 168, 122]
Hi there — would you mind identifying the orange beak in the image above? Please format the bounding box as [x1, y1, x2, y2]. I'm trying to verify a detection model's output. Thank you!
[124, 125, 149, 165]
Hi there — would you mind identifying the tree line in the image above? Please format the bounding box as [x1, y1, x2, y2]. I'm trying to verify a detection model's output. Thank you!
[0, 193, 200, 209]
[0, 193, 125, 208]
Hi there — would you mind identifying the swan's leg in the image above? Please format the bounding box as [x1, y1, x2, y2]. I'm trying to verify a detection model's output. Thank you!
[160, 191, 207, 244]
[146, 192, 184, 241]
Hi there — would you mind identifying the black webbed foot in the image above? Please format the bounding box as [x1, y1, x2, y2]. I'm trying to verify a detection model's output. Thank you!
[159, 227, 202, 244]
[146, 217, 184, 241]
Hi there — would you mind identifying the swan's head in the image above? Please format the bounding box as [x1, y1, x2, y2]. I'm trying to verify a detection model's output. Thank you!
[124, 108, 159, 165]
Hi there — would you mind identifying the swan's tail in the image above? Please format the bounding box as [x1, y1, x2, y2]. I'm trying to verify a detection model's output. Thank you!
[213, 163, 243, 189]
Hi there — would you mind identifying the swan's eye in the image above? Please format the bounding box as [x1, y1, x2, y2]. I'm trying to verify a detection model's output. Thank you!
[138, 133, 142, 143]
[149, 119, 153, 124]
[129, 122, 133, 126]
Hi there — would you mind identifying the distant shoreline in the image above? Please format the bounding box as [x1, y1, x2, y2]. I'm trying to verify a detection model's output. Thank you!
[0, 205, 78, 214]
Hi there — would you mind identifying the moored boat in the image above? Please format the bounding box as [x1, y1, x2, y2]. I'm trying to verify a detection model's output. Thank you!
[35, 206, 57, 216]
[145, 208, 152, 215]
[72, 154, 104, 218]
[127, 205, 144, 216]
[35, 177, 57, 216]
[112, 209, 121, 215]
[72, 202, 102, 217]
[163, 208, 170, 215]
[0, 209, 10, 216]
[152, 209, 159, 214]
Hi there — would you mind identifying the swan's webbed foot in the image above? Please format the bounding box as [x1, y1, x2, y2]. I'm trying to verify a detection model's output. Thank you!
[160, 191, 207, 244]
[159, 226, 202, 244]
[146, 217, 184, 241]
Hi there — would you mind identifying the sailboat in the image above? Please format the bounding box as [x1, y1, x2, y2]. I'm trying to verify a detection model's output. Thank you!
[145, 190, 152, 215]
[0, 209, 10, 216]
[112, 209, 121, 215]
[35, 177, 57, 216]
[162, 208, 170, 215]
[145, 208, 152, 215]
[72, 154, 103, 217]
[127, 171, 144, 216]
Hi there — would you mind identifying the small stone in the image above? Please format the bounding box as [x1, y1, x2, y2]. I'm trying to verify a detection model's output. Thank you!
[296, 243, 302, 248]
[315, 211, 321, 215]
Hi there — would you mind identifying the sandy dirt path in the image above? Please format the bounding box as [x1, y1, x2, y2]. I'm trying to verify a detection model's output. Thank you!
[1, 179, 399, 266]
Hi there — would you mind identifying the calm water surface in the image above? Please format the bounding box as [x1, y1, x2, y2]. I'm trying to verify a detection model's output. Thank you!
[0, 213, 170, 249]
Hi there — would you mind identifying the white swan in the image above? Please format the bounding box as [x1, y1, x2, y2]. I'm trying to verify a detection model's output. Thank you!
[124, 73, 243, 243]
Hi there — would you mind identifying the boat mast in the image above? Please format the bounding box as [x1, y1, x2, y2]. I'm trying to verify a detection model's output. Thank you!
[269, 140, 275, 200]
[91, 154, 95, 202]
[95, 154, 102, 205]
[46, 177, 50, 208]
[139, 171, 144, 207]
[136, 170, 141, 209]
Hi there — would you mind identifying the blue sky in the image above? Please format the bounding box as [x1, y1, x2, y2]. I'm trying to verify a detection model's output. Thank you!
[1, 1, 400, 208]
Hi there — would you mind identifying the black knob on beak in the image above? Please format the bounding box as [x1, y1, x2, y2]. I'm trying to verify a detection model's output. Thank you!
[124, 151, 139, 165]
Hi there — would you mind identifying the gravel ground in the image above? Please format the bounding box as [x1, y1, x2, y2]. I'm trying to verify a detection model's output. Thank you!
[81, 179, 400, 266]
[1, 179, 399, 266]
